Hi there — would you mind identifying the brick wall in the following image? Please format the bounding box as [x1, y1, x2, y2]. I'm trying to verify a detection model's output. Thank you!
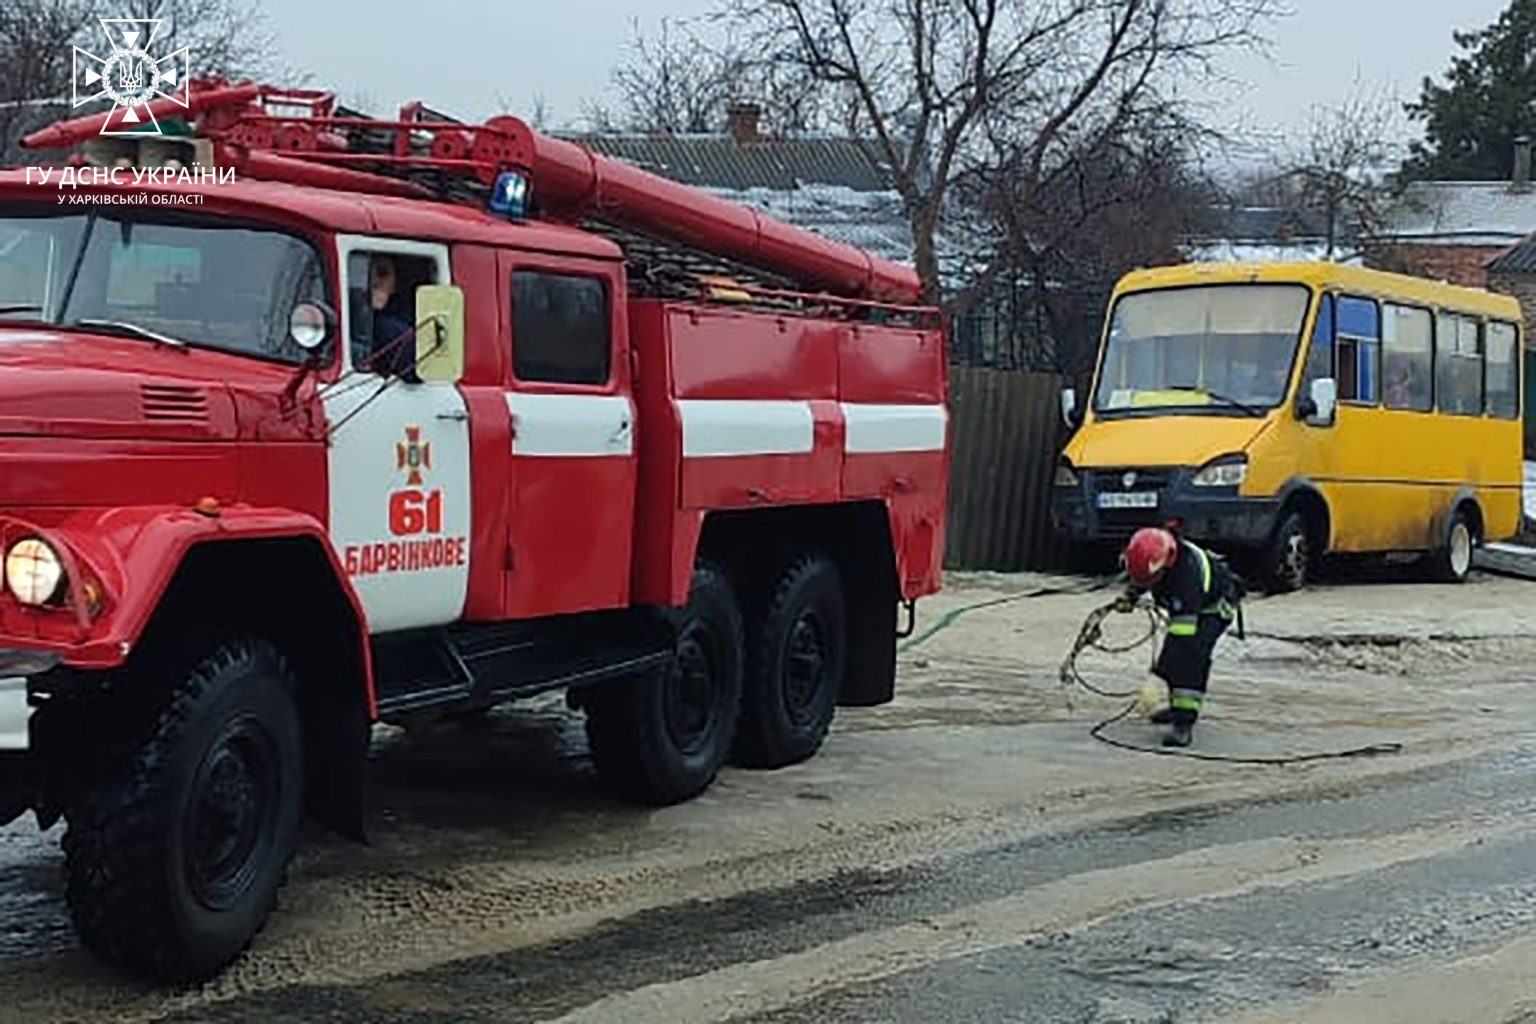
[1362, 243, 1510, 288]
[1485, 271, 1536, 457]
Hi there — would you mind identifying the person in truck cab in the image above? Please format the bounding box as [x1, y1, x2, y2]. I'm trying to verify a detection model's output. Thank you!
[362, 254, 415, 376]
[1117, 525, 1242, 748]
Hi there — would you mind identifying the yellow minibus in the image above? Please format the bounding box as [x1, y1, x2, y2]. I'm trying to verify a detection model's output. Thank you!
[1051, 261, 1524, 591]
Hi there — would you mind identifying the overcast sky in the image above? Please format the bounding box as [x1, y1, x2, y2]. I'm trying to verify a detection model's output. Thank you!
[257, 0, 1509, 161]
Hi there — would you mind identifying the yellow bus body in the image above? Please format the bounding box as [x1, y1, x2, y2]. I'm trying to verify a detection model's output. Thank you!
[1052, 261, 1524, 587]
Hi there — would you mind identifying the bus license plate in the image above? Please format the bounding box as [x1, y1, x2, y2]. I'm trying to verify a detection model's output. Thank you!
[1097, 492, 1158, 509]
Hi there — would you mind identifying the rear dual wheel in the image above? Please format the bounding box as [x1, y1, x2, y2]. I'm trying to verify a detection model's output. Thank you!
[585, 562, 744, 805]
[734, 553, 847, 769]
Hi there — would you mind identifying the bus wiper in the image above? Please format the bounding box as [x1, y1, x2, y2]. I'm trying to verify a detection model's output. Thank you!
[1165, 386, 1263, 418]
[71, 318, 188, 349]
[0, 305, 42, 314]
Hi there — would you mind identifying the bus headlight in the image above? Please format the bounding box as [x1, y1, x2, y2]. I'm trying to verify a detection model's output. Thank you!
[5, 537, 65, 606]
[1054, 461, 1079, 487]
[1192, 456, 1247, 488]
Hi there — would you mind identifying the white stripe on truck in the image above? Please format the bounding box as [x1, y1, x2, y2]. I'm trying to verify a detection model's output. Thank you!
[678, 399, 815, 457]
[841, 403, 948, 453]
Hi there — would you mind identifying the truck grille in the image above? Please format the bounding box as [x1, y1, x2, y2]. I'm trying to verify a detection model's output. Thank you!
[140, 383, 209, 423]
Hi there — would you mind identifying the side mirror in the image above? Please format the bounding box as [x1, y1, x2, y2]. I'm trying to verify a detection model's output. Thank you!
[414, 284, 465, 383]
[1302, 377, 1337, 426]
[1060, 387, 1082, 428]
[288, 300, 335, 355]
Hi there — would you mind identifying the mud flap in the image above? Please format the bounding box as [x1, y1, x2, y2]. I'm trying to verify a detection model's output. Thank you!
[0, 752, 33, 827]
[301, 687, 371, 843]
[839, 568, 898, 707]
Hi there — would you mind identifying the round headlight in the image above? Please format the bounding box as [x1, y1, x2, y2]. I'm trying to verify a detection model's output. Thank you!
[6, 537, 65, 606]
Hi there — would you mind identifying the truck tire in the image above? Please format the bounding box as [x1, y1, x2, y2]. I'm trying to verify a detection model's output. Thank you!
[1428, 507, 1476, 583]
[1261, 510, 1311, 594]
[62, 638, 302, 983]
[734, 552, 847, 768]
[585, 562, 744, 805]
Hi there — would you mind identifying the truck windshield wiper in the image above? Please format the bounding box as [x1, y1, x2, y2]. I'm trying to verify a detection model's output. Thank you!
[71, 318, 188, 349]
[1164, 386, 1263, 418]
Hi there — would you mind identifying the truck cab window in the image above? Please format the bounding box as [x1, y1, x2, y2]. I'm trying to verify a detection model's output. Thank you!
[511, 271, 610, 385]
[348, 251, 438, 376]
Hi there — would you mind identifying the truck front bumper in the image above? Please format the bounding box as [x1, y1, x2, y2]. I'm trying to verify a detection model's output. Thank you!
[1051, 467, 1280, 548]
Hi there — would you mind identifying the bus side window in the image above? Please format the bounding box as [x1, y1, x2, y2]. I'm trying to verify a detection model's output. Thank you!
[1336, 296, 1380, 404]
[1436, 312, 1483, 416]
[1487, 321, 1520, 420]
[1302, 294, 1334, 393]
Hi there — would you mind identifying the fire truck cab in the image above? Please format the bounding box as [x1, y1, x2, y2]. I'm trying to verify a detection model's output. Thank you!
[0, 85, 948, 983]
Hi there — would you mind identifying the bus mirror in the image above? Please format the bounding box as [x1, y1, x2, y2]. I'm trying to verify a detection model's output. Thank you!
[1060, 387, 1081, 428]
[1303, 377, 1337, 425]
[414, 284, 465, 383]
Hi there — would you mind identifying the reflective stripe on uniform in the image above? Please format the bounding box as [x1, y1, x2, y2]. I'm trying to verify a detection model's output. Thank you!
[1171, 688, 1204, 711]
[1190, 543, 1212, 593]
[1191, 542, 1237, 620]
[1168, 616, 1198, 636]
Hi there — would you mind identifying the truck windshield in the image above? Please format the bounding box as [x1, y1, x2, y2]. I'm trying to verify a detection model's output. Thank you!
[1093, 283, 1310, 416]
[0, 207, 326, 363]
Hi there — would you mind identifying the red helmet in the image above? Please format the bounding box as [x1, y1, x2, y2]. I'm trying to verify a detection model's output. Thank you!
[1125, 527, 1178, 586]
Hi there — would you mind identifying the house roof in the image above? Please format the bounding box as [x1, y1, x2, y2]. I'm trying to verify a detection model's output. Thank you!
[1486, 235, 1536, 274]
[567, 134, 895, 192]
[1378, 181, 1536, 246]
[559, 132, 919, 269]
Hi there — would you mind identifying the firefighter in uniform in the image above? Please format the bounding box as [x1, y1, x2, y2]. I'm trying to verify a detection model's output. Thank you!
[1117, 525, 1241, 748]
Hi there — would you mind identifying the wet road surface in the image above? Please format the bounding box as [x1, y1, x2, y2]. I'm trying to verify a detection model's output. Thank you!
[143, 747, 1536, 1023]
[6, 573, 1536, 1022]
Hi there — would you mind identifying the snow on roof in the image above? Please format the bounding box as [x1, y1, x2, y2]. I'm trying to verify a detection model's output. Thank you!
[1180, 240, 1353, 264]
[1378, 181, 1536, 246]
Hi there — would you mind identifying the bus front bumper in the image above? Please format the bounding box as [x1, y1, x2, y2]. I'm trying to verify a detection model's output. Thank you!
[1051, 469, 1281, 547]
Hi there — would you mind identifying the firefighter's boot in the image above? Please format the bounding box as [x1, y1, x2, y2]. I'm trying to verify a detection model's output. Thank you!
[1163, 720, 1193, 748]
[1148, 707, 1176, 725]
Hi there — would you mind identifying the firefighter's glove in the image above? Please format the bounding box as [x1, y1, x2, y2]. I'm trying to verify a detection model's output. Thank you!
[1113, 591, 1138, 614]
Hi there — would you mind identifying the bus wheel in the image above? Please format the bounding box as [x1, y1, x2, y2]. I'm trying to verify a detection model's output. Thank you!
[1262, 511, 1311, 594]
[1429, 509, 1476, 583]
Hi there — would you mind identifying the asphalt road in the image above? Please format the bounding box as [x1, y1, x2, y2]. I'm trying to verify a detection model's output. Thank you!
[2, 571, 1535, 1023]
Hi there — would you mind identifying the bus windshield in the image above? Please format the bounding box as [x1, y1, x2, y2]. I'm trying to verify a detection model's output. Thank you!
[0, 206, 326, 364]
[1093, 283, 1311, 416]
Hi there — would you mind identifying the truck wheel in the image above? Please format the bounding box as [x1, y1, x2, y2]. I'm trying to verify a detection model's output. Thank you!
[1428, 507, 1476, 583]
[734, 553, 847, 768]
[1262, 510, 1311, 594]
[585, 563, 743, 805]
[62, 639, 302, 983]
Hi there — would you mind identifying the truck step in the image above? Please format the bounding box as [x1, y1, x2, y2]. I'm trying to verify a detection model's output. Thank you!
[372, 610, 675, 717]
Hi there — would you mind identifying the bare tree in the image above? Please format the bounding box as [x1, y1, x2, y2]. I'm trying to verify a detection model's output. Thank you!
[588, 16, 828, 135]
[0, 0, 282, 162]
[722, 0, 1280, 304]
[0, 0, 95, 160]
[1290, 82, 1397, 260]
[955, 105, 1219, 370]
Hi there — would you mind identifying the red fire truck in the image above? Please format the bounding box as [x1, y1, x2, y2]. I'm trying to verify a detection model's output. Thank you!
[0, 83, 948, 982]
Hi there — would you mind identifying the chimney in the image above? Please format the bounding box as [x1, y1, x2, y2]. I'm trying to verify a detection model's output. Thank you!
[1514, 136, 1532, 193]
[726, 101, 762, 144]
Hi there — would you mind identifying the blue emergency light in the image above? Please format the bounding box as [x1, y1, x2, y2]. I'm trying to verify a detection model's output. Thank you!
[489, 170, 531, 219]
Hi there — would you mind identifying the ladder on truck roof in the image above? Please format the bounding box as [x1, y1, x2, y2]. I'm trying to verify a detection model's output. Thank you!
[22, 79, 934, 321]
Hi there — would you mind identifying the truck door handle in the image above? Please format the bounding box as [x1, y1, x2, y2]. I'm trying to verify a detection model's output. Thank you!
[436, 410, 469, 422]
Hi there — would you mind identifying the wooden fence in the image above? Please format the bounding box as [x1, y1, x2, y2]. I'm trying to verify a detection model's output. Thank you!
[944, 366, 1070, 571]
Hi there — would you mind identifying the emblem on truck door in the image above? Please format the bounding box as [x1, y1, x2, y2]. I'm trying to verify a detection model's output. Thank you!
[340, 424, 465, 579]
[397, 425, 432, 486]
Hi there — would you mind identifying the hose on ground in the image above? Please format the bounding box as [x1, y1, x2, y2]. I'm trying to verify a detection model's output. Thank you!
[1060, 600, 1405, 765]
